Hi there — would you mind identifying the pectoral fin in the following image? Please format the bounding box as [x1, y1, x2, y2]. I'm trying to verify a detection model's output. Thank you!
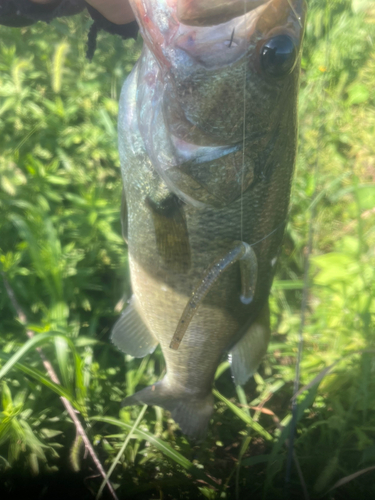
[230, 302, 271, 386]
[111, 296, 158, 358]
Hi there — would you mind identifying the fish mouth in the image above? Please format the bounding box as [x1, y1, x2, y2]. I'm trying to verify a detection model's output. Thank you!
[177, 0, 268, 27]
[132, 1, 305, 53]
[172, 0, 306, 68]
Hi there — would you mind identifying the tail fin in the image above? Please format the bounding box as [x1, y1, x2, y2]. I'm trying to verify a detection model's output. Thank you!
[122, 380, 214, 441]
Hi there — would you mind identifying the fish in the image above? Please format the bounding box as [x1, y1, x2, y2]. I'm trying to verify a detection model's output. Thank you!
[112, 0, 307, 440]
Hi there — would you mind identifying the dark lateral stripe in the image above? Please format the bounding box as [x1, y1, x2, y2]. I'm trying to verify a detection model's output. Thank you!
[146, 195, 191, 273]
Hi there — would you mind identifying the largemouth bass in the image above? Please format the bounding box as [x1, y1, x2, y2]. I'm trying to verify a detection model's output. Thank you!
[113, 0, 306, 440]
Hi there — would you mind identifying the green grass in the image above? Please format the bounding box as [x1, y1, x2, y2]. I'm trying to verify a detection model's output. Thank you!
[0, 1, 374, 499]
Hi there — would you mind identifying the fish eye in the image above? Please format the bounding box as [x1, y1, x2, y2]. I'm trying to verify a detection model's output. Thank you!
[260, 35, 297, 78]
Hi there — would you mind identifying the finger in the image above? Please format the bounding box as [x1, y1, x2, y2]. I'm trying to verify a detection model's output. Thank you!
[85, 0, 136, 25]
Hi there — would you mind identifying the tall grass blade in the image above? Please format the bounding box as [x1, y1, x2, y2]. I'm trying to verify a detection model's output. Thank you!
[265, 385, 318, 494]
[327, 465, 375, 492]
[0, 332, 83, 403]
[236, 385, 250, 418]
[91, 416, 192, 470]
[54, 337, 72, 393]
[286, 0, 332, 486]
[0, 352, 77, 406]
[292, 349, 375, 401]
[96, 405, 148, 500]
[0, 333, 63, 379]
[235, 435, 252, 500]
[214, 361, 230, 380]
[234, 386, 252, 500]
[213, 389, 272, 441]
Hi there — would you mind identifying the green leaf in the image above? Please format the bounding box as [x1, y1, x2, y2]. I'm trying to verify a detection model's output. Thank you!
[1, 382, 13, 412]
[54, 337, 71, 391]
[346, 83, 369, 106]
[0, 333, 85, 412]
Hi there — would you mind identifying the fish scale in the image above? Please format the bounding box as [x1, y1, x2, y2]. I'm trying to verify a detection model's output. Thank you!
[112, 0, 307, 440]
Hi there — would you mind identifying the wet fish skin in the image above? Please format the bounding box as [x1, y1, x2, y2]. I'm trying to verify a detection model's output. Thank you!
[177, 0, 267, 27]
[113, 0, 306, 440]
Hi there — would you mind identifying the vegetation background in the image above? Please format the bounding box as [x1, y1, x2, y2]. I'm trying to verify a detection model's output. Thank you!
[0, 0, 374, 498]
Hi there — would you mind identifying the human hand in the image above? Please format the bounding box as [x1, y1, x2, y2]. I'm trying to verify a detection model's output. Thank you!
[30, 0, 136, 25]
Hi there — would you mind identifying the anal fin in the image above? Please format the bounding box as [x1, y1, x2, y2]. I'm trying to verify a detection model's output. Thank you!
[230, 302, 271, 386]
[111, 296, 158, 358]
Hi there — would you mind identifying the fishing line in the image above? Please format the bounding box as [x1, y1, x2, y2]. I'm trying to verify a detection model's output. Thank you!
[286, 0, 303, 29]
[240, 0, 248, 242]
[285, 0, 331, 488]
[249, 216, 288, 248]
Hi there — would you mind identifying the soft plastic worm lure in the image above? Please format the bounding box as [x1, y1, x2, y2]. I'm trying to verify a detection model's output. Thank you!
[170, 241, 257, 350]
